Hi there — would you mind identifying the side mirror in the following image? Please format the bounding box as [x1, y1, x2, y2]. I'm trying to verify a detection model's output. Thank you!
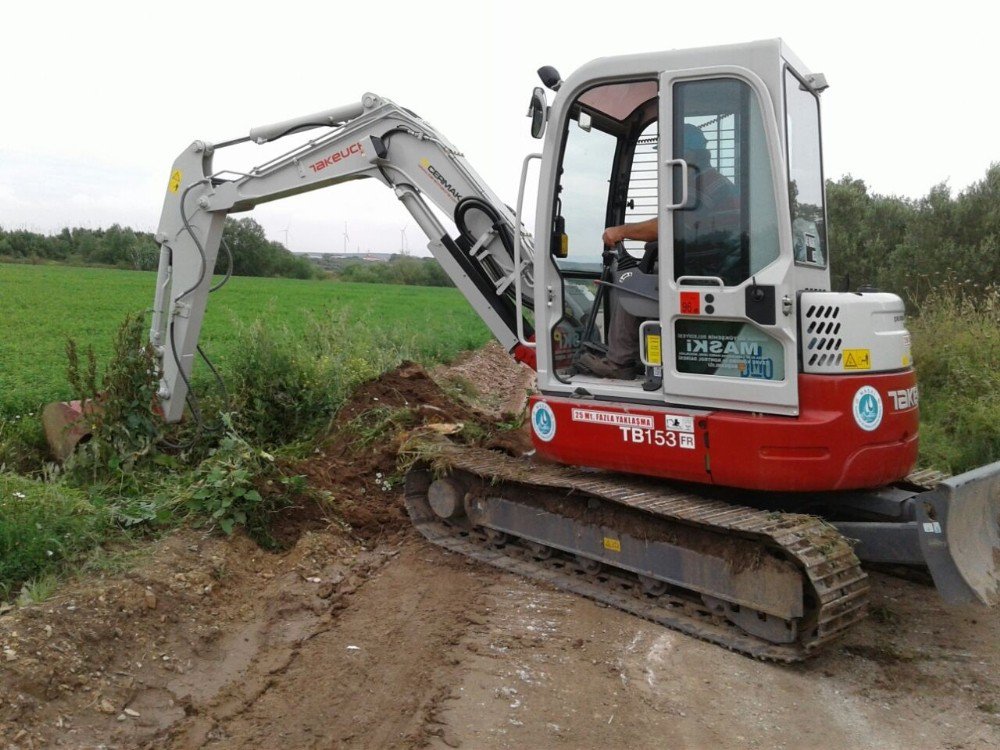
[527, 87, 547, 139]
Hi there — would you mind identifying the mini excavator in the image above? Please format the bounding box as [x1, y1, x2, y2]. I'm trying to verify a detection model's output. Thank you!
[140, 39, 998, 659]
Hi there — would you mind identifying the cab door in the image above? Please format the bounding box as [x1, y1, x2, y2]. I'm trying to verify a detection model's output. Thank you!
[657, 69, 799, 415]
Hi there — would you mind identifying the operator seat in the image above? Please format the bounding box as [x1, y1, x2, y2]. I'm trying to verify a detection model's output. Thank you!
[614, 241, 659, 318]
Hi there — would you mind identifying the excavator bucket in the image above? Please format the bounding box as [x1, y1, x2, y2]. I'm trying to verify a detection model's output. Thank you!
[41, 400, 97, 462]
[915, 461, 1000, 606]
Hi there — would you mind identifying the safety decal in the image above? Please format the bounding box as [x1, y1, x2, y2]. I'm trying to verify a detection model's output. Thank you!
[531, 402, 557, 442]
[663, 414, 694, 433]
[645, 333, 662, 365]
[168, 170, 182, 194]
[603, 537, 622, 552]
[852, 385, 883, 432]
[571, 408, 653, 429]
[843, 349, 872, 370]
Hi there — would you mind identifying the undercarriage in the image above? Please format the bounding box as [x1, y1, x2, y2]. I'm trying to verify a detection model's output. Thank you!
[405, 445, 870, 661]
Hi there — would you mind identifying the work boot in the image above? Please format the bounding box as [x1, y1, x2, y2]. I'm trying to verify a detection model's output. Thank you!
[577, 352, 638, 380]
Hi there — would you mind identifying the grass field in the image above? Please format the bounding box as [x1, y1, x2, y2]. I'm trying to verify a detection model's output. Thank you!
[0, 264, 491, 416]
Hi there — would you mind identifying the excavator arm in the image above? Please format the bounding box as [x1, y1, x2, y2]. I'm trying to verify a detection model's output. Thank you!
[150, 93, 536, 423]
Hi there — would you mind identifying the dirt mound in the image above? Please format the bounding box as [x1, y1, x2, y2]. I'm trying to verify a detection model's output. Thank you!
[294, 357, 531, 543]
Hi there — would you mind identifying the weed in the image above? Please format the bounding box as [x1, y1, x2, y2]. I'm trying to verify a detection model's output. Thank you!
[64, 313, 161, 483]
[0, 473, 108, 600]
[843, 641, 918, 665]
[459, 421, 489, 444]
[182, 417, 302, 541]
[79, 543, 149, 577]
[17, 573, 60, 605]
[440, 374, 480, 403]
[345, 406, 417, 449]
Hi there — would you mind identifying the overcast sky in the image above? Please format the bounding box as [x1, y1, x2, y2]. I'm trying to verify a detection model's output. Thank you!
[2, 0, 997, 256]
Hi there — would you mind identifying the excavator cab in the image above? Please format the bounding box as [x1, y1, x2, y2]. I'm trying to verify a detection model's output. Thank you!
[534, 42, 820, 417]
[525, 40, 920, 491]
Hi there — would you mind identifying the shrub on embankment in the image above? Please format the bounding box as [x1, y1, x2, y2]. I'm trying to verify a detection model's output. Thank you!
[910, 286, 1000, 474]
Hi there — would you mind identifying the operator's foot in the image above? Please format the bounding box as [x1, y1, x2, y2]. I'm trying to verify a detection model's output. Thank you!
[577, 352, 639, 380]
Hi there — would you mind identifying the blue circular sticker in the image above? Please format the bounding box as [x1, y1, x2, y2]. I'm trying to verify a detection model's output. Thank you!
[852, 386, 883, 432]
[531, 402, 557, 442]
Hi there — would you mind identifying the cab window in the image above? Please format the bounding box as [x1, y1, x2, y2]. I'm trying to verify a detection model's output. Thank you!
[784, 68, 827, 267]
[550, 80, 658, 377]
[672, 78, 780, 285]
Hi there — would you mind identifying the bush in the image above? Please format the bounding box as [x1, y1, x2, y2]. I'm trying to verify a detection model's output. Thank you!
[0, 474, 108, 599]
[911, 286, 1000, 473]
[181, 420, 301, 543]
[64, 313, 161, 484]
[226, 312, 417, 446]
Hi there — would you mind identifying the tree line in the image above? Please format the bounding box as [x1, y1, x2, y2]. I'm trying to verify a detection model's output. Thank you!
[827, 164, 1000, 305]
[0, 218, 317, 280]
[336, 255, 454, 287]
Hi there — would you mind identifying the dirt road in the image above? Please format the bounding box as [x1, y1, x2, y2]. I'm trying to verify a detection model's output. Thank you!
[1, 345, 996, 749]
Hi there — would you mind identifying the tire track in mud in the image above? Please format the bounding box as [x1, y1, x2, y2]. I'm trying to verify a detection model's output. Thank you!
[156, 541, 499, 750]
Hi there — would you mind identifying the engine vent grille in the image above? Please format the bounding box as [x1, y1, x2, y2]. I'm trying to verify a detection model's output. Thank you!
[803, 303, 843, 369]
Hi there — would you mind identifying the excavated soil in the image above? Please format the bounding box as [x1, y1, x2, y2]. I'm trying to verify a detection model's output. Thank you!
[0, 342, 997, 750]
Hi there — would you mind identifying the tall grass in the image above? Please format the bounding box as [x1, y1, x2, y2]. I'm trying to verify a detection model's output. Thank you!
[0, 473, 109, 599]
[226, 313, 416, 446]
[911, 285, 1000, 473]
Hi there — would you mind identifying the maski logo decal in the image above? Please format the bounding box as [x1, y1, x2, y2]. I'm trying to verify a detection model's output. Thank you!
[531, 402, 557, 442]
[852, 386, 883, 432]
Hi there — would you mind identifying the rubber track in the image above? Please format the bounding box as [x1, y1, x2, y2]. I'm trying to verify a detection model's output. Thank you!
[405, 445, 870, 662]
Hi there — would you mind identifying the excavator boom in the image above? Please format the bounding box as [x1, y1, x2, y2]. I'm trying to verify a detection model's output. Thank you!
[151, 93, 535, 422]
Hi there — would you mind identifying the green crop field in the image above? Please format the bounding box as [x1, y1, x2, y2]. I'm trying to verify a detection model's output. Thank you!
[0, 264, 491, 417]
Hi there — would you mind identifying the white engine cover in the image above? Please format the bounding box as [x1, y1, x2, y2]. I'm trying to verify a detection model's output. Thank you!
[800, 292, 912, 374]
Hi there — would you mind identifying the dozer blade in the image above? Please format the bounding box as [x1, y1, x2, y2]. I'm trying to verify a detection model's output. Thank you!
[915, 461, 1000, 606]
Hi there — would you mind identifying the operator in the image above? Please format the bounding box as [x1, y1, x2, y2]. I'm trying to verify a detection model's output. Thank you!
[578, 123, 739, 379]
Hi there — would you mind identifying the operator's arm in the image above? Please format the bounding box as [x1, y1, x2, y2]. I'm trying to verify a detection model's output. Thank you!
[602, 218, 657, 246]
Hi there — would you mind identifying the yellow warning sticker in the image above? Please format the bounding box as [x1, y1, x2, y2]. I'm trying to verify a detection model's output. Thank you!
[646, 334, 662, 365]
[902, 355, 911, 367]
[168, 170, 183, 194]
[603, 537, 621, 553]
[843, 349, 872, 370]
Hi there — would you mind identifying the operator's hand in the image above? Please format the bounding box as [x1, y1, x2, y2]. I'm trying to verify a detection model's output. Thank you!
[602, 225, 626, 246]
